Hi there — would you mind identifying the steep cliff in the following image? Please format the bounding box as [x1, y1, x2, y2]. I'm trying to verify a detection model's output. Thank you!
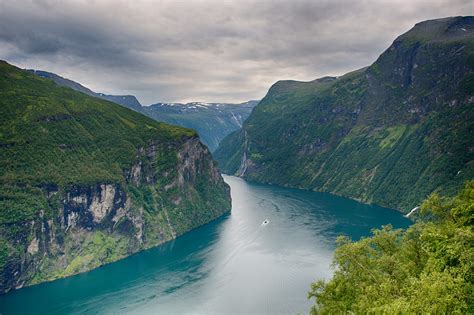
[215, 16, 474, 212]
[0, 61, 231, 293]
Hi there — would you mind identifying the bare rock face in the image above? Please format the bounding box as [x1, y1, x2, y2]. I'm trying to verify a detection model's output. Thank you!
[89, 184, 116, 223]
[64, 184, 126, 229]
[27, 238, 39, 255]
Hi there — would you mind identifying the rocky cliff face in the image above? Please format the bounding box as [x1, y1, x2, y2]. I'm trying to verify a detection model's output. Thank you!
[0, 62, 231, 293]
[215, 16, 474, 212]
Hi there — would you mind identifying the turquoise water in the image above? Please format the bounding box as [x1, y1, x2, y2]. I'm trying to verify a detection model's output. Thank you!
[0, 176, 411, 314]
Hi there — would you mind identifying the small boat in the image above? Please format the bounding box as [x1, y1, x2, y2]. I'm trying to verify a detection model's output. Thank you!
[262, 219, 270, 225]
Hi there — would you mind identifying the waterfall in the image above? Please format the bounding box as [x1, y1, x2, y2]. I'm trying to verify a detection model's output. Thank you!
[405, 206, 420, 218]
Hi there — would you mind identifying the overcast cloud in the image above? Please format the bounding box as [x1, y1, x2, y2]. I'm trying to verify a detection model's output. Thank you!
[0, 0, 472, 104]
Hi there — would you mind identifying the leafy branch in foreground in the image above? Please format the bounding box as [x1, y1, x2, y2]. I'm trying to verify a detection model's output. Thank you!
[308, 181, 474, 314]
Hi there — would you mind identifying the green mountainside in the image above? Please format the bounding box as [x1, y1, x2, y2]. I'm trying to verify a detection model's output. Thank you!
[215, 16, 474, 212]
[0, 61, 231, 293]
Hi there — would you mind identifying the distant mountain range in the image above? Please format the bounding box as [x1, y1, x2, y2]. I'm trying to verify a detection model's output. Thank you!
[214, 16, 474, 212]
[27, 70, 258, 151]
[146, 101, 258, 151]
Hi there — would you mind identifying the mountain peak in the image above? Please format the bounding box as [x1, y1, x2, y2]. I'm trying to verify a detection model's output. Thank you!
[396, 16, 473, 44]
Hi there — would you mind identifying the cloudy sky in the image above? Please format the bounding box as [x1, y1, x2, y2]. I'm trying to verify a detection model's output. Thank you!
[0, 0, 472, 104]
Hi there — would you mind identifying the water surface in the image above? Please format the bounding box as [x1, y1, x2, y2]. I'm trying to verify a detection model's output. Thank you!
[0, 176, 410, 314]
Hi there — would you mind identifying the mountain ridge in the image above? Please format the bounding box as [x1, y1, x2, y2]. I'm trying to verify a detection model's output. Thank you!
[28, 69, 258, 151]
[27, 70, 144, 111]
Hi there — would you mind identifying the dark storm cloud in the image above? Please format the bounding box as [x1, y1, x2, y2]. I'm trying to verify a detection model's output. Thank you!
[0, 0, 472, 104]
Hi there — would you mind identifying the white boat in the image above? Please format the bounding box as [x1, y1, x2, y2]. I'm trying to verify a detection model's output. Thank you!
[262, 219, 270, 225]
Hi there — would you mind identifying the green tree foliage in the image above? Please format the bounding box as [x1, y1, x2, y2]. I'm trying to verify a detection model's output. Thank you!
[308, 181, 474, 313]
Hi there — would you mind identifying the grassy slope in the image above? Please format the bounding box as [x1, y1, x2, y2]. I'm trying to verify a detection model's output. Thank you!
[215, 16, 474, 212]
